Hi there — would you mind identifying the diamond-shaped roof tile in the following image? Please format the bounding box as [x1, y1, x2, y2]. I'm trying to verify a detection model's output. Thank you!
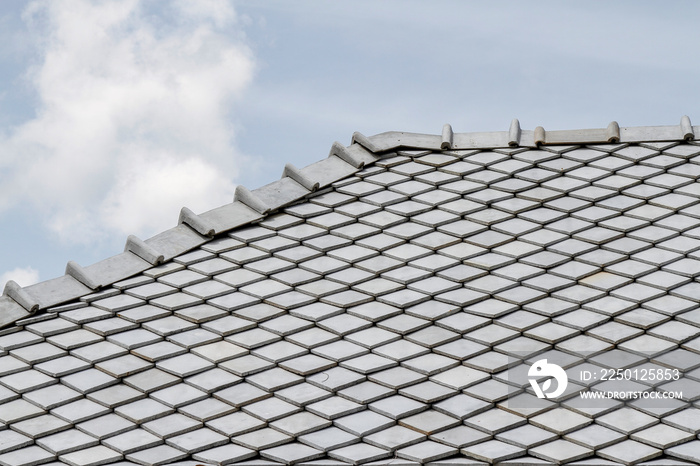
[4, 124, 700, 465]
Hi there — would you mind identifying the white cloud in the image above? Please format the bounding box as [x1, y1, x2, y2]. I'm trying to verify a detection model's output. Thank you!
[0, 0, 253, 243]
[0, 267, 40, 290]
[100, 151, 235, 239]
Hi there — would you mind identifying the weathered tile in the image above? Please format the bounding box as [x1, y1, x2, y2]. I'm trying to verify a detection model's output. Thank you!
[114, 398, 174, 423]
[529, 408, 591, 434]
[666, 440, 700, 463]
[597, 439, 662, 465]
[243, 396, 301, 422]
[166, 427, 228, 454]
[328, 443, 391, 465]
[22, 383, 81, 410]
[261, 443, 325, 465]
[60, 367, 118, 394]
[350, 337, 400, 363]
[396, 440, 456, 463]
[76, 413, 137, 440]
[205, 411, 265, 438]
[461, 439, 525, 463]
[150, 383, 208, 409]
[529, 439, 593, 464]
[233, 427, 293, 450]
[0, 430, 33, 454]
[91, 294, 145, 313]
[618, 334, 677, 358]
[596, 407, 658, 434]
[58, 445, 123, 466]
[0, 445, 57, 466]
[107, 329, 162, 350]
[191, 341, 248, 363]
[125, 444, 188, 466]
[631, 423, 694, 449]
[495, 423, 557, 449]
[242, 367, 302, 392]
[462, 407, 526, 435]
[178, 397, 235, 422]
[11, 414, 70, 439]
[37, 429, 100, 455]
[86, 384, 144, 409]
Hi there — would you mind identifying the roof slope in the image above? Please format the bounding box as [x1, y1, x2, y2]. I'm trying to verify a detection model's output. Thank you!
[2, 120, 700, 465]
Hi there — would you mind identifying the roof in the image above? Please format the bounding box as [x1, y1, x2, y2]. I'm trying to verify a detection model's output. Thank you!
[1, 118, 700, 465]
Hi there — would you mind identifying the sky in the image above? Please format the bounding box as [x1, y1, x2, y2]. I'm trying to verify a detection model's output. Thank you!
[1, 0, 699, 290]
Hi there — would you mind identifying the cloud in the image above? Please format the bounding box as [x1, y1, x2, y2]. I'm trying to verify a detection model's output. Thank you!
[0, 0, 253, 244]
[100, 151, 235, 240]
[0, 267, 40, 290]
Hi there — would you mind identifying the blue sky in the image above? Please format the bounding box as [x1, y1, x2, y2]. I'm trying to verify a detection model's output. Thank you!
[1, 0, 700, 289]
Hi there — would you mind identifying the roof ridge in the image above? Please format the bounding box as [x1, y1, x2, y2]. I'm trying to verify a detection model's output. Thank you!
[1, 116, 696, 328]
[0, 139, 381, 327]
[363, 116, 697, 152]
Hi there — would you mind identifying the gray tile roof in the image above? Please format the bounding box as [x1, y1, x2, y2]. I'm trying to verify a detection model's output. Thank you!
[2, 119, 700, 465]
